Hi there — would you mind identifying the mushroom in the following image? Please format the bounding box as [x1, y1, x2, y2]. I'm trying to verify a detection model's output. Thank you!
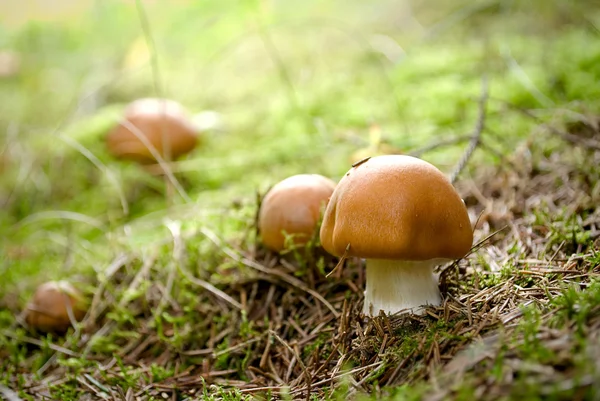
[106, 98, 199, 164]
[259, 174, 337, 252]
[319, 155, 473, 316]
[25, 281, 87, 333]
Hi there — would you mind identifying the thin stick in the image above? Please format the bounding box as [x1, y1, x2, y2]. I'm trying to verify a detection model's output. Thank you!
[2, 331, 80, 357]
[270, 330, 312, 401]
[449, 75, 489, 183]
[256, 22, 305, 132]
[491, 97, 600, 150]
[0, 385, 22, 401]
[199, 227, 339, 317]
[134, 0, 182, 205]
[134, 0, 163, 99]
[165, 220, 242, 310]
[58, 135, 129, 216]
[326, 244, 350, 278]
[118, 119, 191, 203]
[409, 135, 471, 158]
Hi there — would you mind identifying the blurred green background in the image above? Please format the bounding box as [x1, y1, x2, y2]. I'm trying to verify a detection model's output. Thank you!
[1, 0, 599, 298]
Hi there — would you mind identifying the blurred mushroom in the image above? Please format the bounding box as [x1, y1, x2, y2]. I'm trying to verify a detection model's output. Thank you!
[106, 98, 199, 165]
[259, 174, 337, 252]
[25, 281, 87, 333]
[0, 50, 20, 78]
[320, 155, 473, 316]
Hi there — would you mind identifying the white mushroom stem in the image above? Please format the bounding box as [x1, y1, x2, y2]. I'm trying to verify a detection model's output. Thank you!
[363, 259, 445, 316]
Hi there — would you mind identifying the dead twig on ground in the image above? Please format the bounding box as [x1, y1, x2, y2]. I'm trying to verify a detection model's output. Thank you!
[491, 97, 600, 150]
[450, 75, 489, 183]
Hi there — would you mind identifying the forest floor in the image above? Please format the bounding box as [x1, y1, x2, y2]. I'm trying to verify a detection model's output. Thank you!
[1, 1, 600, 400]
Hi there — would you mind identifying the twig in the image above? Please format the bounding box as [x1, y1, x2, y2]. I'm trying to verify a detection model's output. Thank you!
[326, 244, 350, 278]
[502, 45, 554, 107]
[118, 119, 192, 203]
[290, 361, 384, 396]
[466, 225, 509, 258]
[0, 385, 23, 401]
[135, 0, 163, 100]
[177, 265, 243, 310]
[117, 253, 156, 309]
[409, 135, 471, 158]
[270, 330, 312, 401]
[87, 253, 130, 324]
[135, 0, 191, 206]
[16, 211, 105, 231]
[491, 97, 600, 150]
[255, 20, 305, 133]
[165, 220, 242, 310]
[199, 226, 339, 317]
[36, 254, 128, 376]
[449, 75, 489, 183]
[2, 331, 80, 357]
[213, 336, 265, 358]
[58, 134, 129, 216]
[422, 0, 498, 42]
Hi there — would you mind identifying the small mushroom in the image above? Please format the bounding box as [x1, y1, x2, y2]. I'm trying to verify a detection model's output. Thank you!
[106, 98, 199, 164]
[259, 174, 337, 252]
[320, 155, 473, 316]
[0, 50, 21, 78]
[25, 281, 87, 333]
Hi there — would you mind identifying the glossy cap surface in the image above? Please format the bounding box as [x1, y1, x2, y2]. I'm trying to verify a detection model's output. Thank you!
[320, 155, 473, 261]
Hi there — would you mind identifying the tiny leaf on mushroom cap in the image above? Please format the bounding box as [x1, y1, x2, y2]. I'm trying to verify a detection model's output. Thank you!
[25, 280, 87, 333]
[320, 154, 473, 316]
[106, 98, 199, 165]
[259, 174, 337, 252]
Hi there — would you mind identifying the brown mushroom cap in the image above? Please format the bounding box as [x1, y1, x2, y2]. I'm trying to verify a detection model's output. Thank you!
[259, 174, 337, 251]
[25, 281, 87, 333]
[320, 155, 473, 260]
[106, 98, 199, 164]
